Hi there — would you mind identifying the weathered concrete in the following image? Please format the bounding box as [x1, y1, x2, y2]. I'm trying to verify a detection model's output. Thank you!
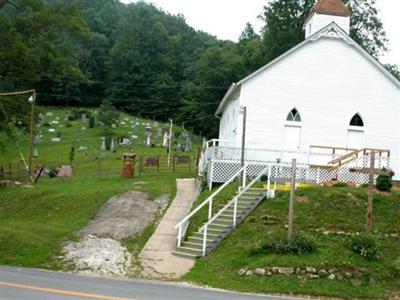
[80, 191, 168, 240]
[140, 178, 198, 279]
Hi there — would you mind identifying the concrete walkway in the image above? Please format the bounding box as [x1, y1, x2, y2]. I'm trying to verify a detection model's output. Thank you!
[139, 178, 198, 279]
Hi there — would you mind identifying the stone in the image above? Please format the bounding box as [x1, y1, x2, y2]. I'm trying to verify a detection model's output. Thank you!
[328, 274, 335, 280]
[265, 272, 272, 276]
[278, 267, 294, 276]
[295, 267, 301, 275]
[271, 267, 279, 274]
[51, 137, 61, 143]
[33, 148, 39, 158]
[306, 266, 317, 274]
[238, 268, 247, 276]
[46, 112, 53, 116]
[48, 128, 55, 133]
[255, 268, 266, 276]
[58, 165, 73, 177]
[51, 120, 59, 124]
[318, 269, 329, 277]
[336, 273, 344, 281]
[368, 277, 377, 286]
[245, 270, 254, 276]
[328, 269, 335, 274]
[310, 275, 320, 279]
[351, 279, 362, 287]
[345, 272, 352, 279]
[79, 146, 88, 152]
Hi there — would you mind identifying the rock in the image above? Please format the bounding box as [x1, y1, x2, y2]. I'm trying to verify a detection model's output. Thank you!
[323, 231, 330, 235]
[265, 272, 272, 276]
[336, 274, 344, 281]
[351, 279, 362, 287]
[272, 267, 279, 274]
[310, 275, 320, 279]
[328, 274, 335, 280]
[255, 268, 266, 276]
[238, 268, 247, 276]
[245, 270, 254, 276]
[368, 277, 377, 286]
[336, 231, 346, 235]
[306, 266, 317, 274]
[345, 272, 352, 279]
[278, 267, 294, 276]
[318, 269, 329, 277]
[328, 269, 335, 274]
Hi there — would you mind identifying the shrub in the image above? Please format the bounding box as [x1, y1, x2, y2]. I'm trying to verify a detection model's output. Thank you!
[262, 234, 317, 255]
[334, 182, 348, 188]
[89, 116, 95, 128]
[376, 172, 393, 191]
[260, 175, 268, 182]
[350, 234, 382, 260]
[394, 257, 400, 275]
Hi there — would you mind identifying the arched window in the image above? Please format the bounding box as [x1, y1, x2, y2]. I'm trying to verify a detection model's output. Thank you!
[286, 108, 302, 122]
[350, 114, 364, 127]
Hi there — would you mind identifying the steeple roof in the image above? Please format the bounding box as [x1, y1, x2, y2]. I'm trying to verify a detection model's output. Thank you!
[313, 0, 351, 17]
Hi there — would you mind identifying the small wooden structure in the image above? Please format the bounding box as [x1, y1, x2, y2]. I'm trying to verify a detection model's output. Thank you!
[123, 152, 136, 177]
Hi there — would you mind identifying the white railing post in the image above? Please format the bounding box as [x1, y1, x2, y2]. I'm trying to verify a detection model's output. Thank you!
[208, 197, 213, 219]
[209, 161, 214, 191]
[202, 226, 208, 256]
[233, 197, 238, 227]
[242, 164, 247, 189]
[177, 225, 182, 247]
[267, 164, 271, 196]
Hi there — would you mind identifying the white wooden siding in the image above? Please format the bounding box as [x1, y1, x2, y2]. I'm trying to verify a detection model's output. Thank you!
[232, 37, 400, 179]
[305, 14, 350, 38]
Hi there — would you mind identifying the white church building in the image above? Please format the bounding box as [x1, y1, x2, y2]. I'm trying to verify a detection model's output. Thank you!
[201, 0, 400, 186]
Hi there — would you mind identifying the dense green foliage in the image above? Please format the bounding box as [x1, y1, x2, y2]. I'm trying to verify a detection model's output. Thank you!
[349, 234, 382, 261]
[376, 173, 393, 191]
[259, 234, 317, 255]
[0, 0, 396, 138]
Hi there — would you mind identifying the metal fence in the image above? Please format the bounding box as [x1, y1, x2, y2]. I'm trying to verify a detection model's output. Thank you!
[139, 155, 193, 174]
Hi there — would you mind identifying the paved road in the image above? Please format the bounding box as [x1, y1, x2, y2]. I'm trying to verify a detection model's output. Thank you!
[0, 266, 301, 300]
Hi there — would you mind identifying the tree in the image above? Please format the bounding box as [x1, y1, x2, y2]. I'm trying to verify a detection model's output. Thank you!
[261, 0, 388, 63]
[385, 64, 400, 81]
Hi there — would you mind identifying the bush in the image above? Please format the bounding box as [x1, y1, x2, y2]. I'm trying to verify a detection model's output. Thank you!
[350, 234, 382, 260]
[260, 175, 268, 182]
[394, 257, 400, 275]
[334, 182, 348, 188]
[262, 234, 317, 255]
[376, 173, 393, 191]
[89, 116, 95, 128]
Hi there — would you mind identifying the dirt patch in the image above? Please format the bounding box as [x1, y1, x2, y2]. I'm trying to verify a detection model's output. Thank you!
[80, 191, 168, 240]
[63, 190, 169, 277]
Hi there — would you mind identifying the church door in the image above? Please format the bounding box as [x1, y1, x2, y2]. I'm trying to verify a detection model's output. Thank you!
[284, 126, 301, 151]
[347, 129, 364, 149]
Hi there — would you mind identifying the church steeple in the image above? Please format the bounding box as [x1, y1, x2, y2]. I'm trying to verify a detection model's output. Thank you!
[304, 0, 351, 38]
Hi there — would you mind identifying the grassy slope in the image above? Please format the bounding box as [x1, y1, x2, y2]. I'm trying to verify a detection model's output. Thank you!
[0, 107, 198, 269]
[184, 185, 400, 299]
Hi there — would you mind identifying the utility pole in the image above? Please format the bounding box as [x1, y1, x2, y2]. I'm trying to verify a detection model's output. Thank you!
[167, 118, 173, 166]
[240, 106, 247, 188]
[366, 151, 375, 234]
[288, 158, 297, 241]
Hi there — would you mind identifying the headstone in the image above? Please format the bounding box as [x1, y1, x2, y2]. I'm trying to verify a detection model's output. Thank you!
[145, 134, 151, 147]
[111, 138, 116, 152]
[121, 138, 131, 146]
[111, 124, 117, 129]
[163, 132, 170, 147]
[64, 114, 69, 121]
[48, 128, 55, 133]
[101, 137, 106, 151]
[51, 120, 59, 125]
[51, 137, 61, 143]
[34, 135, 41, 144]
[81, 114, 87, 122]
[55, 116, 60, 120]
[131, 135, 138, 139]
[120, 121, 126, 125]
[58, 165, 73, 177]
[79, 146, 88, 152]
[81, 127, 86, 133]
[46, 112, 53, 117]
[33, 148, 39, 158]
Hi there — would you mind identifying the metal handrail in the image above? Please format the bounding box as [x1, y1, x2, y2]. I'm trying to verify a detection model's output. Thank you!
[199, 165, 270, 234]
[174, 165, 246, 247]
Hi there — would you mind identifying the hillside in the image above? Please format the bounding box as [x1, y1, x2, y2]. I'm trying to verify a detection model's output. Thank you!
[184, 185, 400, 299]
[0, 107, 199, 270]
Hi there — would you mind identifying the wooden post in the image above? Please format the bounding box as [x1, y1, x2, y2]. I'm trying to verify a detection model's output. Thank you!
[366, 151, 375, 234]
[288, 159, 297, 241]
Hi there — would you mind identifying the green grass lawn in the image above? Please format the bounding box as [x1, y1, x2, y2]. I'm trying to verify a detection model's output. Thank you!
[0, 106, 198, 270]
[183, 185, 400, 299]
